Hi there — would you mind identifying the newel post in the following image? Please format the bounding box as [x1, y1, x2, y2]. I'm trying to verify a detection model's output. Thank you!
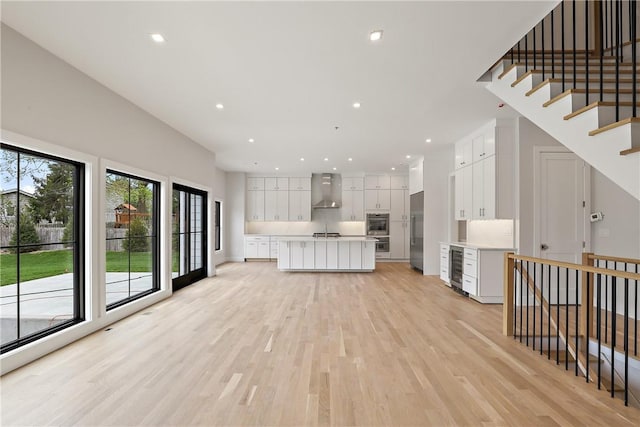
[581, 253, 595, 339]
[503, 252, 515, 336]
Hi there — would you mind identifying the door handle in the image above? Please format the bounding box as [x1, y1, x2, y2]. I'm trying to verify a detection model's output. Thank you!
[541, 243, 549, 251]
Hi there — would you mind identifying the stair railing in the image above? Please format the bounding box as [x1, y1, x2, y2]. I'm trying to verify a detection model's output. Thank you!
[506, 0, 639, 123]
[503, 252, 640, 406]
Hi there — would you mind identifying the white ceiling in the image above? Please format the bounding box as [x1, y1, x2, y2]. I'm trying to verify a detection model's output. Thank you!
[1, 1, 557, 174]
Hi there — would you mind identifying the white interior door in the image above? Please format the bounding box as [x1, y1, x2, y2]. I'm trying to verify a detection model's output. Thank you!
[537, 151, 587, 304]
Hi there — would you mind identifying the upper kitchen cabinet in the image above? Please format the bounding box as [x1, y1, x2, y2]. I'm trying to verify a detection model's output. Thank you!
[342, 176, 364, 191]
[247, 187, 265, 221]
[341, 176, 364, 221]
[390, 175, 409, 190]
[365, 174, 391, 190]
[265, 177, 289, 191]
[390, 188, 409, 221]
[454, 139, 473, 169]
[247, 177, 265, 191]
[453, 118, 515, 221]
[289, 177, 311, 191]
[289, 188, 311, 221]
[264, 190, 289, 221]
[409, 158, 424, 195]
[365, 188, 390, 211]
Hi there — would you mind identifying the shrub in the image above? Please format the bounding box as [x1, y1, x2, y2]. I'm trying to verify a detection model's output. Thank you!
[9, 214, 41, 253]
[123, 217, 150, 252]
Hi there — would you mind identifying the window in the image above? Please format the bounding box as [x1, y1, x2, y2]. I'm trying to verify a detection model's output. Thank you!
[215, 200, 221, 251]
[105, 170, 159, 309]
[172, 184, 207, 291]
[0, 144, 84, 353]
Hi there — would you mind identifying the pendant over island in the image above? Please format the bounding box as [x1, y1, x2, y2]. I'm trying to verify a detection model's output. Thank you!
[276, 236, 377, 272]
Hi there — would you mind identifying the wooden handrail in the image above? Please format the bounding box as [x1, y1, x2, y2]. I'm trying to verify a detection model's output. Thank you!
[587, 253, 640, 265]
[507, 253, 640, 281]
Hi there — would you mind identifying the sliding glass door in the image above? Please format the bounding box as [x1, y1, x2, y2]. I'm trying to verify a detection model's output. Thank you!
[172, 184, 207, 291]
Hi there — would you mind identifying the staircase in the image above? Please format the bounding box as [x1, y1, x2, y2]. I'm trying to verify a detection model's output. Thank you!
[503, 252, 640, 407]
[483, 0, 640, 201]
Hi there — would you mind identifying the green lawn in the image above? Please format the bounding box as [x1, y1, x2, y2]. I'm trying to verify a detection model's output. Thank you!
[0, 249, 166, 286]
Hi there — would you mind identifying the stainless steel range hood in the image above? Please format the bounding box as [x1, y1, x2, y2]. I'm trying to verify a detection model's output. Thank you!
[311, 173, 342, 209]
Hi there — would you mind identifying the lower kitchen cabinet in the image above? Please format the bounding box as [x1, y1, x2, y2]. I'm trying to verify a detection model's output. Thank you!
[439, 243, 450, 284]
[389, 221, 409, 259]
[244, 236, 271, 259]
[461, 245, 511, 303]
[278, 239, 376, 271]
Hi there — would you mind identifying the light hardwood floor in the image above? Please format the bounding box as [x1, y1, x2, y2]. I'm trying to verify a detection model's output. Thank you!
[2, 262, 640, 426]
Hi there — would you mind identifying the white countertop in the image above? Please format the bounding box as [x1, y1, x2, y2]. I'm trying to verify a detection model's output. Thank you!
[442, 241, 515, 251]
[275, 236, 377, 242]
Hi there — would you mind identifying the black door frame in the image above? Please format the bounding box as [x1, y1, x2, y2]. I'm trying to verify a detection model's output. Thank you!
[172, 184, 207, 291]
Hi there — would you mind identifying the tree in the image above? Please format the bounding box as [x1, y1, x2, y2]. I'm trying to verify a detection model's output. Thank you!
[106, 174, 153, 214]
[123, 218, 150, 252]
[29, 162, 74, 224]
[9, 214, 41, 253]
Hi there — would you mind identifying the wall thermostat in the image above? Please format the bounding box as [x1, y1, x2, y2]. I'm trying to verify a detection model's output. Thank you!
[590, 212, 604, 222]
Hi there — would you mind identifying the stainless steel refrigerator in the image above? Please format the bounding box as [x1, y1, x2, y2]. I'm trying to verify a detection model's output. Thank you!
[409, 191, 424, 271]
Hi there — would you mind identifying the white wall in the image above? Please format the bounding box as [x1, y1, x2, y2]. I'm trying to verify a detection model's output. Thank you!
[423, 145, 454, 274]
[225, 172, 246, 262]
[0, 24, 224, 374]
[591, 169, 640, 258]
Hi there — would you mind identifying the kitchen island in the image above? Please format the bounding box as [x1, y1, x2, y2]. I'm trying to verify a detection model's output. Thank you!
[277, 236, 377, 272]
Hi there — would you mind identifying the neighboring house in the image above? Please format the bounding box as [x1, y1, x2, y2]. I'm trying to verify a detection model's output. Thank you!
[0, 189, 35, 220]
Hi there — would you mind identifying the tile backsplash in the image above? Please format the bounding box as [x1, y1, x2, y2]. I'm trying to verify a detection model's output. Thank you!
[466, 219, 515, 248]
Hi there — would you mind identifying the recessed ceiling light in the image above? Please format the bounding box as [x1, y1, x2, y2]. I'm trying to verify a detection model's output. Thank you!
[333, 167, 337, 171]
[391, 167, 396, 171]
[426, 138, 432, 143]
[406, 155, 411, 159]
[150, 33, 165, 43]
[216, 103, 224, 110]
[348, 157, 353, 162]
[353, 102, 361, 109]
[248, 138, 254, 143]
[324, 157, 329, 162]
[300, 157, 304, 161]
[370, 30, 383, 42]
[275, 167, 279, 171]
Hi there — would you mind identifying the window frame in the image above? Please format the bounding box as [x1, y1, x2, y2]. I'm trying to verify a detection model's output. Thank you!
[105, 169, 160, 311]
[0, 143, 85, 354]
[215, 200, 221, 252]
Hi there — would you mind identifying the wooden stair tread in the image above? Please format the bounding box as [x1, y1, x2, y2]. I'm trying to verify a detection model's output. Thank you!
[589, 117, 640, 136]
[497, 63, 518, 80]
[541, 89, 640, 108]
[525, 78, 638, 97]
[520, 68, 639, 75]
[510, 70, 535, 87]
[600, 376, 625, 392]
[564, 102, 640, 121]
[620, 146, 640, 155]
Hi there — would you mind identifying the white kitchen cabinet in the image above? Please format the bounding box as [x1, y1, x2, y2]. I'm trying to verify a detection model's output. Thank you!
[244, 236, 270, 259]
[247, 177, 265, 191]
[362, 240, 375, 270]
[265, 177, 289, 191]
[365, 175, 391, 190]
[289, 177, 311, 191]
[338, 241, 350, 269]
[454, 119, 514, 222]
[440, 244, 450, 284]
[390, 189, 409, 221]
[326, 241, 338, 269]
[390, 175, 409, 190]
[289, 190, 311, 221]
[290, 241, 314, 269]
[454, 166, 472, 220]
[342, 176, 364, 191]
[264, 190, 289, 221]
[462, 246, 508, 304]
[472, 132, 496, 163]
[349, 241, 362, 269]
[315, 241, 327, 269]
[278, 241, 290, 269]
[389, 221, 409, 259]
[270, 240, 279, 259]
[365, 189, 390, 211]
[341, 188, 364, 221]
[409, 159, 424, 195]
[246, 190, 265, 221]
[472, 155, 496, 220]
[454, 139, 473, 169]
